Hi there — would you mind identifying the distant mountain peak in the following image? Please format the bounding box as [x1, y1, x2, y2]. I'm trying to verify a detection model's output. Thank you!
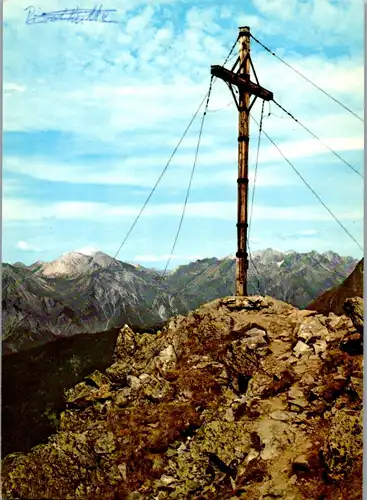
[40, 252, 91, 277]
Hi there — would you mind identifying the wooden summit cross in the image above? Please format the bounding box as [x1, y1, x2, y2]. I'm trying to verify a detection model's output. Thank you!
[211, 26, 273, 297]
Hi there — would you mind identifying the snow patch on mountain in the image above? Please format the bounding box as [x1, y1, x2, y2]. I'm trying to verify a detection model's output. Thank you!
[40, 252, 91, 277]
[75, 247, 98, 256]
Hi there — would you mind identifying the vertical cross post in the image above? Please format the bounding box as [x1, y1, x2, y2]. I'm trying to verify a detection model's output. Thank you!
[236, 26, 251, 296]
[210, 26, 273, 297]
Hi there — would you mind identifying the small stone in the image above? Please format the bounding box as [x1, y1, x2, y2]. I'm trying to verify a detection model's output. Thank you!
[127, 375, 141, 390]
[278, 331, 291, 339]
[261, 443, 279, 461]
[277, 353, 289, 361]
[118, 463, 127, 481]
[350, 377, 363, 400]
[64, 381, 112, 407]
[293, 412, 309, 424]
[326, 313, 342, 331]
[314, 339, 327, 355]
[224, 408, 235, 422]
[155, 344, 177, 374]
[114, 325, 137, 361]
[270, 410, 292, 422]
[245, 449, 260, 463]
[143, 378, 174, 402]
[289, 474, 298, 485]
[293, 455, 308, 467]
[94, 432, 116, 454]
[287, 356, 298, 364]
[297, 317, 329, 344]
[246, 327, 267, 338]
[115, 388, 132, 407]
[159, 475, 177, 486]
[317, 316, 327, 326]
[294, 341, 313, 357]
[240, 329, 268, 349]
[300, 374, 315, 386]
[297, 328, 314, 343]
[84, 370, 109, 388]
[106, 361, 131, 385]
[288, 387, 308, 408]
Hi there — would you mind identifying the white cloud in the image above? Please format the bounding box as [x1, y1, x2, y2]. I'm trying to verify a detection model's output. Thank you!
[16, 240, 40, 251]
[248, 0, 363, 47]
[298, 229, 318, 236]
[4, 83, 26, 92]
[3, 179, 25, 195]
[4, 198, 363, 224]
[4, 129, 363, 189]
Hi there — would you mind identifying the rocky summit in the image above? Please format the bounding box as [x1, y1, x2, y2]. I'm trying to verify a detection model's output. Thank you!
[1, 295, 363, 500]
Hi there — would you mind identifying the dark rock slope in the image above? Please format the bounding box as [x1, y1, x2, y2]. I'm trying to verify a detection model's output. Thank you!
[2, 294, 363, 499]
[307, 259, 363, 315]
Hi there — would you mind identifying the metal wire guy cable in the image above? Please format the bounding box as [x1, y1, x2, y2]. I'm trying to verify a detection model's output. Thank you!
[247, 100, 266, 297]
[247, 245, 265, 297]
[160, 76, 215, 280]
[111, 89, 212, 262]
[250, 33, 364, 123]
[272, 99, 363, 179]
[251, 115, 363, 252]
[222, 35, 239, 66]
[248, 100, 265, 241]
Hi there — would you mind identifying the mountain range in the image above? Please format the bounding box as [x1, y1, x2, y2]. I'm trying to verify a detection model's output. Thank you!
[2, 248, 359, 354]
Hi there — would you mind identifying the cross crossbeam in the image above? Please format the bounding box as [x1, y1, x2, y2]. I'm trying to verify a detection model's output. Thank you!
[210, 65, 273, 101]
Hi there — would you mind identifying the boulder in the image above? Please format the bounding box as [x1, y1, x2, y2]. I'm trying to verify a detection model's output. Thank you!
[113, 324, 137, 361]
[106, 361, 132, 385]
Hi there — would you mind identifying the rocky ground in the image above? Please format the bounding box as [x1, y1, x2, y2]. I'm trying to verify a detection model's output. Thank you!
[1, 295, 363, 500]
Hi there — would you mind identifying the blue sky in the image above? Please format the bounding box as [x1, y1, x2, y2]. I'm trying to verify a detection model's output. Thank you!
[3, 0, 364, 268]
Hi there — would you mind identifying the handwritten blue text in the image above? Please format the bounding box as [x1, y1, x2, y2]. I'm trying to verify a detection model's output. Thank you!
[24, 5, 119, 25]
